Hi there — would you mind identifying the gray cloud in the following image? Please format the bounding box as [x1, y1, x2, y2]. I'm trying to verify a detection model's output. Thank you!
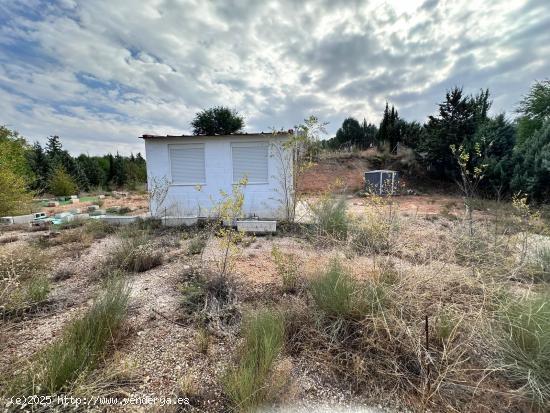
[0, 0, 548, 155]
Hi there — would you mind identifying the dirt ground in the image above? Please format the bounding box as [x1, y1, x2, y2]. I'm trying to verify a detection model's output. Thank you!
[0, 226, 394, 412]
[1, 200, 540, 412]
[1, 155, 544, 412]
[298, 152, 372, 194]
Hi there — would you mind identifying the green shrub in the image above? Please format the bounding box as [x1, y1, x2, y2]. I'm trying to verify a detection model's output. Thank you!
[8, 276, 130, 395]
[348, 196, 399, 255]
[349, 217, 392, 254]
[25, 276, 50, 303]
[271, 246, 300, 293]
[494, 293, 550, 405]
[224, 310, 284, 412]
[83, 220, 116, 239]
[48, 166, 78, 197]
[310, 259, 386, 320]
[309, 195, 348, 241]
[435, 309, 459, 343]
[187, 236, 207, 256]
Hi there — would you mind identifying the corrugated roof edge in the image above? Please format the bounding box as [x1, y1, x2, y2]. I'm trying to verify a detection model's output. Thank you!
[139, 130, 294, 139]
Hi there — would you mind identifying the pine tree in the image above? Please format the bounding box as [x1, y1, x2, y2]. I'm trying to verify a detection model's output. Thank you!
[112, 152, 126, 187]
[45, 135, 63, 159]
[377, 103, 390, 149]
[388, 106, 401, 154]
[361, 119, 377, 149]
[421, 87, 476, 178]
[27, 142, 49, 192]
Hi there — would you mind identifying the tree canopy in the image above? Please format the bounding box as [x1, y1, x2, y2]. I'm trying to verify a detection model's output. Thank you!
[191, 106, 244, 135]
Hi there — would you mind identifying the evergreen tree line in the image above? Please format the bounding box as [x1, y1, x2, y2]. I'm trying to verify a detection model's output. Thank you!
[1, 131, 146, 203]
[325, 80, 550, 201]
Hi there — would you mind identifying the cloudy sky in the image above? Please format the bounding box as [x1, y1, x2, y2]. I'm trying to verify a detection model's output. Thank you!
[0, 0, 548, 155]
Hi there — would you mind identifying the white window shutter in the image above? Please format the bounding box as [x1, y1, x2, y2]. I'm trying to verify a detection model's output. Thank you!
[232, 142, 268, 183]
[169, 144, 205, 184]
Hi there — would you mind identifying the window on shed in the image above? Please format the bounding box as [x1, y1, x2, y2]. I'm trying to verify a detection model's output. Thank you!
[232, 142, 269, 184]
[169, 143, 206, 184]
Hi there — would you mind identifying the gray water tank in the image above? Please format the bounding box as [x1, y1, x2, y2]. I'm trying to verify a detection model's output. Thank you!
[364, 170, 399, 195]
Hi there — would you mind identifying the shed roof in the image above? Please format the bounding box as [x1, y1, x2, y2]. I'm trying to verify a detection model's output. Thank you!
[139, 130, 293, 139]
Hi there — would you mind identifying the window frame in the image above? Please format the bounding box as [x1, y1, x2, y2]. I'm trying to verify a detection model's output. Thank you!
[168, 143, 206, 186]
[231, 141, 269, 185]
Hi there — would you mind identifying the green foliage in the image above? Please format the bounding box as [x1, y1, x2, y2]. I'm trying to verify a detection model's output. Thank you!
[435, 309, 458, 343]
[516, 79, 550, 147]
[20, 134, 146, 193]
[334, 117, 364, 149]
[0, 126, 33, 179]
[326, 117, 378, 150]
[377, 102, 401, 153]
[349, 189, 399, 256]
[271, 246, 300, 293]
[83, 220, 117, 239]
[48, 165, 78, 196]
[309, 194, 348, 241]
[399, 120, 424, 150]
[0, 164, 33, 216]
[191, 106, 244, 135]
[494, 293, 550, 405]
[186, 235, 207, 256]
[421, 87, 477, 179]
[224, 309, 284, 412]
[0, 126, 33, 215]
[469, 114, 516, 194]
[310, 259, 385, 320]
[25, 276, 50, 303]
[511, 119, 550, 201]
[8, 276, 130, 395]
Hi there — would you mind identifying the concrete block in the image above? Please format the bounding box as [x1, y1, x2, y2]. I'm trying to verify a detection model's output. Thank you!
[70, 198, 80, 204]
[99, 215, 139, 225]
[12, 214, 34, 225]
[47, 201, 60, 207]
[98, 194, 106, 199]
[89, 209, 106, 216]
[236, 220, 276, 234]
[161, 216, 198, 227]
[1, 216, 14, 225]
[70, 195, 78, 199]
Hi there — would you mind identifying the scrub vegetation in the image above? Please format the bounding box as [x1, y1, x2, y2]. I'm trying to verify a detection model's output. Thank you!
[1, 80, 550, 412]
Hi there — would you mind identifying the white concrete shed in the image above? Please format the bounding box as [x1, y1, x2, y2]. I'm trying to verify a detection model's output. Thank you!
[140, 132, 294, 220]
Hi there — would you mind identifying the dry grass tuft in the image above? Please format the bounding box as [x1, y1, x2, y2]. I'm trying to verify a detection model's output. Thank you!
[223, 309, 285, 412]
[102, 229, 162, 274]
[0, 246, 51, 311]
[5, 275, 130, 396]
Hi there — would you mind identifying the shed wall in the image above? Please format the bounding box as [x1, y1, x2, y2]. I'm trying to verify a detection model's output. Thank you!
[145, 135, 292, 219]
